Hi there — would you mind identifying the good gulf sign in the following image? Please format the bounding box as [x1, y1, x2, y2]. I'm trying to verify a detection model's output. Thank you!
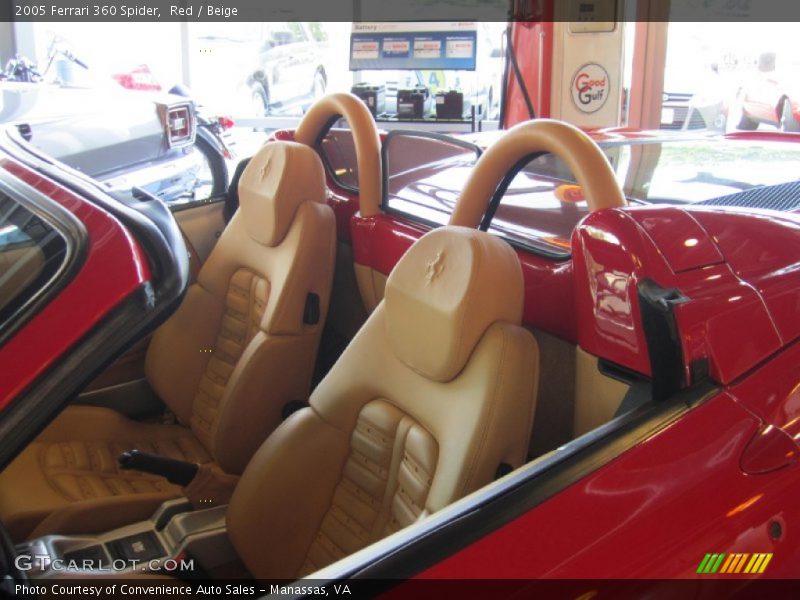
[571, 63, 610, 114]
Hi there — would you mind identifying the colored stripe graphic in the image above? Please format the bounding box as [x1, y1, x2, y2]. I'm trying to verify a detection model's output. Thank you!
[697, 554, 712, 574]
[697, 553, 726, 574]
[720, 554, 735, 573]
[700, 552, 773, 575]
[734, 553, 749, 573]
[721, 553, 738, 573]
[758, 553, 773, 573]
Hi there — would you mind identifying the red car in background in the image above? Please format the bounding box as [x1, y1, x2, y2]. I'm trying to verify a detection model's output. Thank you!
[111, 64, 162, 92]
[2, 76, 800, 595]
[732, 52, 800, 131]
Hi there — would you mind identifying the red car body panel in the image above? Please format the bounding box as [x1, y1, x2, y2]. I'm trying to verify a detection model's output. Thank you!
[414, 338, 800, 580]
[414, 391, 788, 579]
[0, 155, 151, 409]
[3, 112, 800, 584]
[351, 212, 578, 342]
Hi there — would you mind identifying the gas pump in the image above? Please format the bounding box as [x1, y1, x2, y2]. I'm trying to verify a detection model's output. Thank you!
[550, 19, 625, 127]
[502, 1, 627, 129]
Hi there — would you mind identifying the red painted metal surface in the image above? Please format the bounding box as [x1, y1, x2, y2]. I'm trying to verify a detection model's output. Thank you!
[690, 209, 800, 348]
[414, 388, 800, 579]
[351, 212, 578, 342]
[572, 204, 799, 383]
[503, 21, 554, 128]
[728, 333, 800, 446]
[0, 156, 151, 408]
[629, 208, 724, 273]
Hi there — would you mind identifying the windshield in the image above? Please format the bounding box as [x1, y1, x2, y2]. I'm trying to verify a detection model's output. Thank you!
[384, 134, 800, 257]
[559, 139, 800, 204]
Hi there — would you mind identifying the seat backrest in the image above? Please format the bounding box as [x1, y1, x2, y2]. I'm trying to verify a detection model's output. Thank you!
[227, 226, 539, 578]
[145, 141, 336, 474]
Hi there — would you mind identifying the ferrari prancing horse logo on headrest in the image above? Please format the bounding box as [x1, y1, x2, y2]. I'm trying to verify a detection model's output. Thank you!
[425, 251, 445, 284]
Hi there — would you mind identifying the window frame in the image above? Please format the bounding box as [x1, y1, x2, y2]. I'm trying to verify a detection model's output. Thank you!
[0, 168, 87, 347]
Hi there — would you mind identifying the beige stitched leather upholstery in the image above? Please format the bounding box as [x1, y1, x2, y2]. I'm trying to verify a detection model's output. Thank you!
[227, 226, 539, 579]
[0, 141, 336, 541]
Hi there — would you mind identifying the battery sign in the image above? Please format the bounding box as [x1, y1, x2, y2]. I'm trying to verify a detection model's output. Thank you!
[353, 40, 380, 60]
[413, 39, 442, 59]
[446, 37, 474, 59]
[382, 39, 411, 57]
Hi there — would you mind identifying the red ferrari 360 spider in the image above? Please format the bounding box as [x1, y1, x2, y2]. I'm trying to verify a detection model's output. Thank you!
[0, 88, 799, 597]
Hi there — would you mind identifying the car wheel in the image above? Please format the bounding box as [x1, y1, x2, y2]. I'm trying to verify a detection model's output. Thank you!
[250, 82, 270, 117]
[780, 99, 800, 132]
[729, 92, 758, 131]
[312, 69, 326, 100]
[191, 135, 227, 201]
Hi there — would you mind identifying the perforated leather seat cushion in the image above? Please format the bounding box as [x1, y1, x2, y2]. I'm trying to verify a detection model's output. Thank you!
[0, 406, 212, 541]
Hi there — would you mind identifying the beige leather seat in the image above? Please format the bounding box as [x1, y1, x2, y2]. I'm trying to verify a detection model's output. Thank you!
[0, 141, 336, 541]
[226, 226, 539, 578]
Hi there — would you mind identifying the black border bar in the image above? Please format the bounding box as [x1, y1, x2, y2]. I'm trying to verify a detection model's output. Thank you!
[4, 0, 800, 23]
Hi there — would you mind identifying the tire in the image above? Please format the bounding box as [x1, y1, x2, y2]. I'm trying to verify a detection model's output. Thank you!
[191, 134, 227, 201]
[311, 69, 326, 101]
[780, 99, 800, 132]
[250, 82, 270, 117]
[730, 93, 758, 131]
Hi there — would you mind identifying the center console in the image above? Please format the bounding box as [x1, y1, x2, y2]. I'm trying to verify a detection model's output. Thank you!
[16, 500, 237, 577]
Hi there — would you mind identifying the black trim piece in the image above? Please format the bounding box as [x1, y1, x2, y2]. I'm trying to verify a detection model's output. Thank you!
[497, 23, 512, 129]
[315, 115, 344, 148]
[614, 381, 654, 419]
[598, 358, 651, 385]
[0, 171, 88, 346]
[303, 293, 321, 325]
[222, 157, 251, 223]
[637, 279, 690, 403]
[381, 129, 482, 209]
[348, 381, 718, 582]
[479, 151, 546, 231]
[474, 149, 573, 261]
[164, 195, 225, 215]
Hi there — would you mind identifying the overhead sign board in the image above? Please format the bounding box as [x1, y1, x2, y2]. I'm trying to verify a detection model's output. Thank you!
[350, 22, 478, 71]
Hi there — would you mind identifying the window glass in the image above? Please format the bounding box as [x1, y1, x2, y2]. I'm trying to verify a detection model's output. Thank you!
[319, 126, 359, 191]
[383, 132, 480, 225]
[0, 192, 69, 328]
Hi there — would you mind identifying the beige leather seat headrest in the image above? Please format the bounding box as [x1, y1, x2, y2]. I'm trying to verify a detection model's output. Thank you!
[384, 226, 524, 383]
[238, 141, 326, 247]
